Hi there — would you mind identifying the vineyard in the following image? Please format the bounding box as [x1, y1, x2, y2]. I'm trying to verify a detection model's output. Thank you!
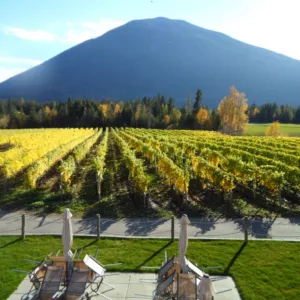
[0, 128, 299, 218]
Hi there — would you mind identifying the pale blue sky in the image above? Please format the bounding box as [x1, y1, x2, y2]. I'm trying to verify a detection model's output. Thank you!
[1, 0, 299, 82]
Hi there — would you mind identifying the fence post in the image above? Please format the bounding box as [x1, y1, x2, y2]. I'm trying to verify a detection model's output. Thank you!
[171, 216, 175, 242]
[96, 214, 100, 240]
[22, 214, 26, 240]
[244, 217, 249, 243]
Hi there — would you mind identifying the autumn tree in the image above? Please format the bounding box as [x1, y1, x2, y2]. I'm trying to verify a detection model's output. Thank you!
[218, 85, 249, 135]
[98, 104, 109, 119]
[265, 121, 281, 137]
[171, 108, 182, 127]
[0, 115, 9, 128]
[134, 103, 142, 127]
[113, 103, 120, 115]
[164, 114, 171, 126]
[196, 108, 209, 125]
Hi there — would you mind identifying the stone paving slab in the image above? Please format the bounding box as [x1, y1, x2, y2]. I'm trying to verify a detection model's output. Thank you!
[8, 272, 241, 299]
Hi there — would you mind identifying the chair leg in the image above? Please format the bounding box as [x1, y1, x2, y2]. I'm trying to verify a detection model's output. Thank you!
[102, 281, 115, 290]
[96, 292, 112, 300]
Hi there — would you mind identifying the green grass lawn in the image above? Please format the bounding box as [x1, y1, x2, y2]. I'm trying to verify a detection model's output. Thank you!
[246, 123, 300, 136]
[1, 237, 299, 299]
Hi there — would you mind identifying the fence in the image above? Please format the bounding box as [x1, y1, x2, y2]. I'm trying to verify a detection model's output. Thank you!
[0, 213, 300, 241]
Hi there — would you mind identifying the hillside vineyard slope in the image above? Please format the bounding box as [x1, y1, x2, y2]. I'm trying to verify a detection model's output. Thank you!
[1, 17, 300, 106]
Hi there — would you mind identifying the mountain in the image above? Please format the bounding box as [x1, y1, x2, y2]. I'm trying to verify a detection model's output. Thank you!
[1, 17, 300, 107]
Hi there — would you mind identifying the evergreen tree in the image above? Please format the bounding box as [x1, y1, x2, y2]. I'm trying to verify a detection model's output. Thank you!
[193, 89, 202, 115]
[186, 93, 191, 114]
[295, 107, 300, 124]
[168, 97, 174, 114]
[0, 101, 6, 115]
[0, 95, 298, 129]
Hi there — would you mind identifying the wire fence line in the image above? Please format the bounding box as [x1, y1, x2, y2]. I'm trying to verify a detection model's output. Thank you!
[0, 214, 300, 241]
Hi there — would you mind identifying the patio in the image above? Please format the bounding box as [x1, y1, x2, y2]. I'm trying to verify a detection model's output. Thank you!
[8, 272, 241, 299]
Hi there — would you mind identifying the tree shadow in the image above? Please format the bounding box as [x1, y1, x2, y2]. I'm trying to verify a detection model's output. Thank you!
[74, 216, 126, 236]
[250, 218, 276, 239]
[75, 215, 171, 237]
[188, 216, 223, 235]
[224, 242, 247, 274]
[124, 218, 170, 236]
[234, 214, 279, 239]
[288, 217, 300, 225]
[73, 217, 98, 235]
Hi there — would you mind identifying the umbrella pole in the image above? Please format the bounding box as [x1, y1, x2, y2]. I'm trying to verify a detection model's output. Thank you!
[66, 261, 68, 287]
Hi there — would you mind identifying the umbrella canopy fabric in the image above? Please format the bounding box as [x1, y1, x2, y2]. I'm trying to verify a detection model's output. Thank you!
[178, 214, 190, 271]
[62, 208, 73, 261]
[197, 274, 215, 299]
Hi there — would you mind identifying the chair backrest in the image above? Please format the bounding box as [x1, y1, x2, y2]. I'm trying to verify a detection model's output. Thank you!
[155, 270, 176, 297]
[39, 266, 64, 298]
[29, 264, 47, 289]
[83, 254, 106, 277]
[66, 268, 90, 297]
[73, 259, 94, 281]
[186, 260, 204, 278]
[158, 255, 175, 278]
[177, 273, 197, 300]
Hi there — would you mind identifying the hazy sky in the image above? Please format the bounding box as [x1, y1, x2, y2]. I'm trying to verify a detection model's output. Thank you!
[1, 0, 299, 83]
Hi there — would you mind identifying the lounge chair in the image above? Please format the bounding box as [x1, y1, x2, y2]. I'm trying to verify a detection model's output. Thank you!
[185, 259, 222, 278]
[64, 268, 90, 300]
[12, 253, 53, 292]
[158, 256, 178, 279]
[38, 266, 64, 300]
[82, 254, 116, 299]
[136, 270, 176, 299]
[140, 255, 180, 283]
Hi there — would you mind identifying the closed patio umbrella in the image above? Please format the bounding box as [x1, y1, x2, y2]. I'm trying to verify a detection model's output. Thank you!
[62, 208, 73, 284]
[178, 214, 190, 272]
[62, 208, 73, 260]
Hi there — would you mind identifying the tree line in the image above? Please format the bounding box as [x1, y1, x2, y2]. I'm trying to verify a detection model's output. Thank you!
[0, 87, 299, 131]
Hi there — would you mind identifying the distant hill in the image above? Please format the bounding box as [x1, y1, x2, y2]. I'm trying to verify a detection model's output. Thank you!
[0, 17, 300, 107]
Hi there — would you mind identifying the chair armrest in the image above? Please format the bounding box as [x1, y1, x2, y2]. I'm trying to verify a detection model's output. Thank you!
[23, 259, 42, 264]
[202, 266, 222, 270]
[12, 269, 30, 274]
[103, 263, 123, 267]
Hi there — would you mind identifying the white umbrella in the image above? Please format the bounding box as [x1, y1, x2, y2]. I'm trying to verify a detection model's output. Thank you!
[62, 208, 73, 261]
[197, 274, 215, 300]
[178, 214, 190, 272]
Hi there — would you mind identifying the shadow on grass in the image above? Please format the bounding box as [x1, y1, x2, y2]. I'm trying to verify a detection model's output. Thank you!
[0, 237, 22, 249]
[224, 242, 247, 275]
[136, 240, 173, 269]
[80, 239, 98, 250]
